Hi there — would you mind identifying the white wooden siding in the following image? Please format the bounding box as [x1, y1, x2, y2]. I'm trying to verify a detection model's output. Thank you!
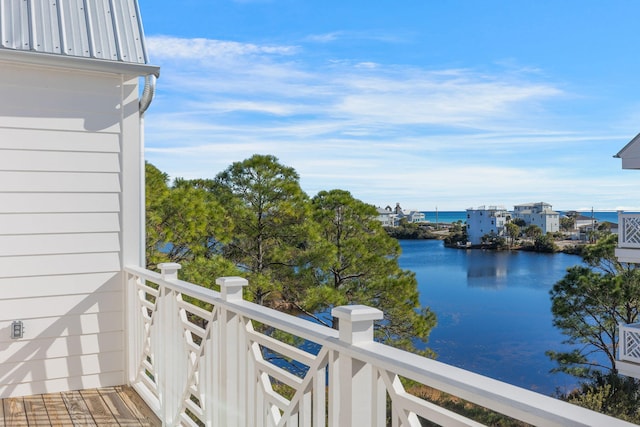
[0, 233, 120, 256]
[0, 60, 141, 397]
[0, 213, 120, 234]
[0, 352, 124, 384]
[0, 273, 121, 299]
[0, 253, 121, 277]
[0, 194, 120, 213]
[0, 151, 120, 172]
[0, 312, 122, 343]
[0, 172, 121, 192]
[0, 128, 120, 152]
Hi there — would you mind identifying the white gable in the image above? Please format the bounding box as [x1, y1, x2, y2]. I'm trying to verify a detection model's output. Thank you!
[616, 133, 640, 169]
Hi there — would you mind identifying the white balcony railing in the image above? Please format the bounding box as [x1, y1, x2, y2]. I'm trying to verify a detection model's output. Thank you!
[125, 263, 635, 427]
[616, 212, 640, 263]
[618, 212, 640, 249]
[617, 323, 640, 380]
[619, 323, 640, 364]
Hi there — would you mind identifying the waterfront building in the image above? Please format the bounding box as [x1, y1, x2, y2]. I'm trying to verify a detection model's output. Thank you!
[376, 206, 396, 226]
[376, 203, 425, 227]
[512, 202, 560, 234]
[573, 213, 598, 229]
[614, 133, 640, 380]
[466, 205, 509, 245]
[394, 202, 426, 224]
[0, 2, 634, 425]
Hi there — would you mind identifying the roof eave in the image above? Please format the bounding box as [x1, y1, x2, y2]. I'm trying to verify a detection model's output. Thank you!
[0, 48, 159, 78]
[614, 132, 640, 159]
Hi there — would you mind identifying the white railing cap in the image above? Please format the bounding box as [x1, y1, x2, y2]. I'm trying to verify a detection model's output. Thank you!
[158, 262, 181, 270]
[215, 276, 249, 287]
[332, 305, 383, 322]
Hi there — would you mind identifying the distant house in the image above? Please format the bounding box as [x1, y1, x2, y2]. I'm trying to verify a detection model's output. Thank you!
[393, 202, 426, 224]
[466, 205, 509, 245]
[513, 202, 560, 234]
[573, 214, 598, 230]
[376, 206, 396, 227]
[377, 203, 425, 227]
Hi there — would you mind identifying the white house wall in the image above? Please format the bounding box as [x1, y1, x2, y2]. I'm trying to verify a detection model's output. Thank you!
[0, 60, 141, 398]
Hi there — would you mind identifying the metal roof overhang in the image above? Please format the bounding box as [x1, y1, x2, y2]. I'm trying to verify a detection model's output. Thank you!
[0, 47, 159, 77]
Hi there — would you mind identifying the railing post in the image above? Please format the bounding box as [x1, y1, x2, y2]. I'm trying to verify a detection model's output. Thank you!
[159, 262, 181, 281]
[332, 305, 384, 427]
[157, 263, 183, 425]
[216, 277, 249, 427]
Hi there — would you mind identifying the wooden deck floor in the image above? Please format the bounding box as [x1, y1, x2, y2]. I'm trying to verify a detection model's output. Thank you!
[0, 386, 160, 426]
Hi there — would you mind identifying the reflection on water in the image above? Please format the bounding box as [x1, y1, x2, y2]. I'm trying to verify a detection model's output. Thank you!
[467, 250, 508, 287]
[398, 239, 583, 395]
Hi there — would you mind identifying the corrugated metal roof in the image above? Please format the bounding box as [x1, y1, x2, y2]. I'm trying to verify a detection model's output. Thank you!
[0, 0, 148, 64]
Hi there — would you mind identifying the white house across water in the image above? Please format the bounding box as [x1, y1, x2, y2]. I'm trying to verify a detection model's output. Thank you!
[513, 202, 560, 234]
[465, 205, 509, 245]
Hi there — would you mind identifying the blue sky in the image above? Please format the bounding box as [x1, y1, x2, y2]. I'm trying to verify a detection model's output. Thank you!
[138, 0, 640, 211]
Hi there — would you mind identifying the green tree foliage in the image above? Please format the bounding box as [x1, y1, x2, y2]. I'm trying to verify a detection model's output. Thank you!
[533, 234, 558, 253]
[523, 224, 542, 238]
[145, 162, 171, 268]
[511, 218, 527, 227]
[214, 154, 317, 306]
[560, 216, 575, 231]
[548, 233, 640, 420]
[302, 189, 436, 354]
[144, 163, 239, 285]
[146, 159, 436, 356]
[548, 234, 640, 377]
[505, 222, 520, 248]
[443, 220, 467, 247]
[561, 372, 640, 423]
[384, 218, 435, 239]
[481, 233, 508, 250]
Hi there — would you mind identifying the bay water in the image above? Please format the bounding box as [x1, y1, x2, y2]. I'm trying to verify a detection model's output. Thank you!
[398, 239, 585, 396]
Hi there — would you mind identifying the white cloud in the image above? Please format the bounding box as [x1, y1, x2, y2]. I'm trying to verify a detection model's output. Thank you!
[306, 32, 343, 43]
[143, 35, 635, 210]
[147, 36, 298, 60]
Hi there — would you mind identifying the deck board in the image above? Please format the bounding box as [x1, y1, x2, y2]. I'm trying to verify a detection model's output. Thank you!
[98, 387, 149, 426]
[79, 389, 117, 426]
[23, 395, 51, 426]
[117, 386, 160, 425]
[0, 386, 160, 426]
[62, 390, 97, 426]
[4, 397, 28, 426]
[41, 393, 74, 426]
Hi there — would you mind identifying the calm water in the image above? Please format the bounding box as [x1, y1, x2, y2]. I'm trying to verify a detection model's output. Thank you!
[398, 239, 585, 395]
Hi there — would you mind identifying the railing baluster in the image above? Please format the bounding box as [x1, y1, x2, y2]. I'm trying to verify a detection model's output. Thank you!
[332, 305, 384, 427]
[216, 277, 249, 427]
[156, 263, 185, 425]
